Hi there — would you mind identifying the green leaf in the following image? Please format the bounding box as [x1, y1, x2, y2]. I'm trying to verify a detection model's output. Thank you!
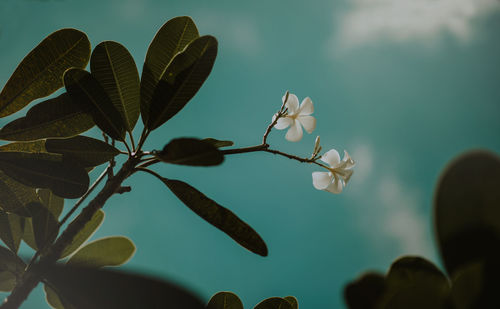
[344, 273, 386, 309]
[23, 218, 37, 251]
[60, 210, 104, 259]
[64, 68, 126, 141]
[0, 245, 26, 276]
[449, 262, 484, 309]
[0, 152, 90, 199]
[202, 138, 234, 148]
[0, 93, 95, 141]
[44, 284, 67, 309]
[46, 136, 120, 167]
[157, 138, 224, 166]
[43, 265, 206, 309]
[283, 296, 298, 309]
[162, 178, 268, 256]
[0, 170, 38, 217]
[38, 189, 64, 220]
[0, 140, 46, 153]
[141, 16, 199, 125]
[0, 271, 16, 292]
[66, 236, 135, 268]
[146, 35, 218, 130]
[0, 28, 90, 118]
[207, 292, 244, 309]
[254, 297, 293, 309]
[0, 211, 25, 253]
[434, 150, 500, 276]
[27, 202, 59, 250]
[91, 41, 140, 133]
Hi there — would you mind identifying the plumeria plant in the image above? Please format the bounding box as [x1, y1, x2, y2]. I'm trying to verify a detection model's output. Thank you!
[0, 16, 354, 309]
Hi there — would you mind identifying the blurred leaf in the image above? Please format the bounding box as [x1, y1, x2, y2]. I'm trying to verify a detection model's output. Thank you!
[344, 273, 386, 309]
[23, 218, 37, 251]
[283, 296, 298, 309]
[46, 136, 120, 167]
[64, 68, 126, 141]
[0, 140, 46, 153]
[0, 93, 95, 141]
[0, 245, 26, 275]
[162, 178, 267, 256]
[60, 210, 104, 259]
[43, 265, 205, 309]
[434, 150, 500, 276]
[254, 297, 293, 309]
[91, 41, 140, 133]
[0, 170, 38, 217]
[146, 35, 218, 130]
[157, 138, 224, 166]
[67, 236, 135, 268]
[207, 291, 243, 309]
[44, 284, 67, 309]
[38, 189, 64, 220]
[141, 16, 199, 125]
[0, 211, 24, 253]
[449, 262, 483, 309]
[0, 152, 90, 199]
[202, 138, 234, 148]
[27, 202, 59, 250]
[0, 271, 16, 292]
[0, 29, 90, 117]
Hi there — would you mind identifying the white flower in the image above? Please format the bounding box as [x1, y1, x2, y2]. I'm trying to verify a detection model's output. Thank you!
[312, 149, 355, 194]
[273, 93, 316, 142]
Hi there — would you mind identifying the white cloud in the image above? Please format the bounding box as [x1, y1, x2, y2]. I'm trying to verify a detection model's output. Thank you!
[333, 0, 500, 50]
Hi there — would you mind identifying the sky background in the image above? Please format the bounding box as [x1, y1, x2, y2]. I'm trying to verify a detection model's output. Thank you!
[0, 0, 500, 308]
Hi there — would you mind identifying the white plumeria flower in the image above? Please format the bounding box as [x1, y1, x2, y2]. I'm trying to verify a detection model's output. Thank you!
[273, 93, 316, 142]
[312, 149, 355, 194]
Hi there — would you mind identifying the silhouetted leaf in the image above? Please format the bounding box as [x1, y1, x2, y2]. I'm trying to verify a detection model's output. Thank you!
[141, 16, 199, 125]
[344, 273, 386, 309]
[202, 138, 234, 148]
[27, 202, 59, 250]
[90, 41, 140, 133]
[157, 138, 223, 166]
[44, 284, 68, 309]
[60, 210, 104, 259]
[0, 140, 46, 153]
[449, 262, 483, 309]
[46, 136, 120, 167]
[64, 68, 125, 140]
[38, 189, 64, 220]
[23, 218, 37, 251]
[44, 265, 205, 309]
[207, 291, 243, 309]
[254, 297, 293, 309]
[146, 35, 218, 130]
[0, 211, 24, 253]
[434, 150, 500, 276]
[0, 170, 38, 216]
[0, 29, 90, 117]
[0, 245, 25, 276]
[162, 178, 267, 256]
[0, 152, 90, 199]
[66, 236, 135, 268]
[0, 93, 95, 141]
[283, 297, 298, 309]
[0, 271, 16, 292]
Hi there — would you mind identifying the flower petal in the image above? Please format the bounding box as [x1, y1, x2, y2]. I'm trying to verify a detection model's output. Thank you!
[285, 120, 303, 142]
[324, 177, 343, 194]
[312, 171, 333, 190]
[321, 149, 340, 167]
[273, 115, 292, 130]
[298, 115, 316, 133]
[341, 150, 355, 169]
[284, 93, 299, 114]
[299, 97, 314, 115]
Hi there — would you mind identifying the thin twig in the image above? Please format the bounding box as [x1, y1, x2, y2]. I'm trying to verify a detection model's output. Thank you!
[262, 91, 289, 145]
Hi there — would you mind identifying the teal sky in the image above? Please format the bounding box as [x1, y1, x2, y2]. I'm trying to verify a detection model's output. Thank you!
[1, 0, 500, 308]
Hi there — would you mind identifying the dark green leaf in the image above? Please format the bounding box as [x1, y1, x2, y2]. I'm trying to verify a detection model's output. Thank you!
[283, 296, 298, 309]
[38, 189, 64, 220]
[23, 218, 37, 251]
[0, 170, 38, 217]
[0, 29, 90, 117]
[44, 284, 67, 309]
[0, 93, 95, 141]
[91, 41, 140, 133]
[344, 273, 386, 309]
[60, 210, 104, 259]
[0, 211, 24, 253]
[162, 178, 267, 256]
[0, 152, 90, 199]
[146, 35, 218, 130]
[27, 202, 59, 250]
[141, 16, 199, 125]
[0, 140, 46, 153]
[202, 138, 234, 148]
[64, 68, 126, 141]
[46, 136, 120, 167]
[0, 245, 26, 275]
[157, 138, 224, 166]
[254, 297, 293, 309]
[434, 150, 500, 276]
[44, 265, 205, 309]
[207, 292, 243, 309]
[0, 271, 16, 292]
[67, 236, 135, 268]
[449, 262, 484, 309]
